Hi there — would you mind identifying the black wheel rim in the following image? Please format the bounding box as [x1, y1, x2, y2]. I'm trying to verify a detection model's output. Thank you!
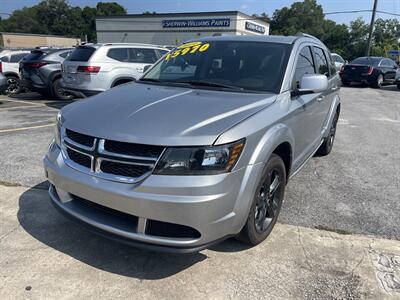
[327, 114, 338, 148]
[6, 78, 19, 94]
[254, 170, 281, 233]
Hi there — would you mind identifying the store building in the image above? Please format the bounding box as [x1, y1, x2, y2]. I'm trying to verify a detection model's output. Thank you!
[96, 11, 269, 46]
[0, 32, 80, 49]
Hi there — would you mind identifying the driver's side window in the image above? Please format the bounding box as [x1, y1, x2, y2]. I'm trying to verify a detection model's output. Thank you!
[292, 46, 315, 90]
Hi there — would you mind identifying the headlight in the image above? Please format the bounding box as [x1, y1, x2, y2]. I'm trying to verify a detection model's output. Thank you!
[54, 111, 64, 146]
[153, 139, 245, 175]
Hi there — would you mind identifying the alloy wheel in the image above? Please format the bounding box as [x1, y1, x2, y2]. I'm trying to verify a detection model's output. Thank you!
[254, 170, 281, 233]
[6, 78, 20, 95]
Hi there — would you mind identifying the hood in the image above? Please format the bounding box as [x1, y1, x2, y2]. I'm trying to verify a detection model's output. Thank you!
[63, 83, 276, 146]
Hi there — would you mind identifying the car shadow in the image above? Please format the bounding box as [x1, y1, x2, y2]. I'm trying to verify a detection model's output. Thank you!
[8, 92, 74, 110]
[17, 183, 208, 279]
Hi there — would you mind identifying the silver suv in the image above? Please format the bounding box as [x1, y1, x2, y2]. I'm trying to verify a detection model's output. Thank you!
[44, 35, 341, 252]
[61, 43, 169, 97]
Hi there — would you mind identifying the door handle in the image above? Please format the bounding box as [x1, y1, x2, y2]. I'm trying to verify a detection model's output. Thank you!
[331, 86, 339, 91]
[317, 96, 325, 102]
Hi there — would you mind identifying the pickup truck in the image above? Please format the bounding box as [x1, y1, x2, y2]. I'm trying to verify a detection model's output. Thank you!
[44, 34, 341, 253]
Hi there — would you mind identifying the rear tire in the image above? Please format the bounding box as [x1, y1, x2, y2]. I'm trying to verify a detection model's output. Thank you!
[317, 111, 339, 156]
[51, 78, 74, 100]
[372, 74, 383, 88]
[237, 154, 286, 246]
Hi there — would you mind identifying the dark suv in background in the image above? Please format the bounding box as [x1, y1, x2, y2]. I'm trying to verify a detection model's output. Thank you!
[20, 48, 74, 100]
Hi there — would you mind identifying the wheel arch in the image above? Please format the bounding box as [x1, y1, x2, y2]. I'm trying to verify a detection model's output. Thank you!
[111, 77, 136, 88]
[3, 72, 19, 79]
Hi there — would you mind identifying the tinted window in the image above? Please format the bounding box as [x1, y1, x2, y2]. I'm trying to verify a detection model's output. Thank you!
[350, 57, 380, 66]
[142, 41, 291, 93]
[293, 46, 315, 89]
[23, 51, 46, 61]
[313, 47, 329, 76]
[0, 56, 9, 62]
[10, 53, 28, 63]
[325, 51, 337, 76]
[332, 55, 344, 64]
[68, 47, 96, 62]
[59, 51, 71, 59]
[129, 48, 158, 63]
[107, 48, 129, 62]
[381, 59, 394, 67]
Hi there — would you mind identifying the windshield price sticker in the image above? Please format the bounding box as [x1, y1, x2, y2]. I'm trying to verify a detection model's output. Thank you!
[165, 42, 210, 60]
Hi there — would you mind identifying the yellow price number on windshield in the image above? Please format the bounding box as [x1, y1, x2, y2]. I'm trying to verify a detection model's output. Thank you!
[165, 43, 210, 61]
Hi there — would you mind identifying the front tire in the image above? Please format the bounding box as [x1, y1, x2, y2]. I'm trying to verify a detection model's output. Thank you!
[238, 154, 286, 246]
[51, 78, 74, 100]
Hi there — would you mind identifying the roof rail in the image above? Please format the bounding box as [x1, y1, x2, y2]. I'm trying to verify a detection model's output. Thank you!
[295, 32, 320, 41]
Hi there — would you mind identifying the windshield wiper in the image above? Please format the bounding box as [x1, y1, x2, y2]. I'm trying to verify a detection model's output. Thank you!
[176, 80, 244, 91]
[138, 78, 162, 83]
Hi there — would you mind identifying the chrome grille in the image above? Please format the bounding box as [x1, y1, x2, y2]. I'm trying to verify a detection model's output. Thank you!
[61, 128, 165, 183]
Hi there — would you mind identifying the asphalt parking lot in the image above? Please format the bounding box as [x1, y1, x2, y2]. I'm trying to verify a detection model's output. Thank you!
[1, 86, 399, 299]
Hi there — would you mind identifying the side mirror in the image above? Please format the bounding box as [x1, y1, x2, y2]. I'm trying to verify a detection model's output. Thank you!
[143, 64, 152, 73]
[292, 74, 328, 97]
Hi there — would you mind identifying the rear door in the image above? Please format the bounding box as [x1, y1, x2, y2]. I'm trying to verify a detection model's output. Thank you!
[9, 53, 28, 74]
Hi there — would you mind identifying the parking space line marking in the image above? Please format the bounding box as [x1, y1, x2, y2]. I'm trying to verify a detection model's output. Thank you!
[0, 104, 44, 111]
[0, 98, 46, 106]
[0, 123, 54, 133]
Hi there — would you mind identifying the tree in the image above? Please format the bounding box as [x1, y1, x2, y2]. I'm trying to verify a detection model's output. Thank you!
[96, 2, 126, 15]
[0, 0, 127, 42]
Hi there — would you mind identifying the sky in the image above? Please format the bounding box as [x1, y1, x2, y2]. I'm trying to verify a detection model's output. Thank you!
[1, 0, 400, 24]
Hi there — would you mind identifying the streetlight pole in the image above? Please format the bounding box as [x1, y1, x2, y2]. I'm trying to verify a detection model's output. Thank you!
[366, 0, 378, 56]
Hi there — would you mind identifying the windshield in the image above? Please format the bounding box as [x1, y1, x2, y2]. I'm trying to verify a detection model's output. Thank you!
[141, 41, 291, 93]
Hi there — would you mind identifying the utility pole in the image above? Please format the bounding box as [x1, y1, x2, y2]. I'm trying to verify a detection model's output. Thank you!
[366, 0, 378, 56]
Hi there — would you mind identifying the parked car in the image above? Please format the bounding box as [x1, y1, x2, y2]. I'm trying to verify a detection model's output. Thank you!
[331, 53, 346, 72]
[340, 56, 398, 88]
[61, 43, 169, 98]
[0, 50, 30, 94]
[20, 48, 74, 100]
[44, 34, 341, 252]
[396, 68, 400, 89]
[0, 72, 7, 94]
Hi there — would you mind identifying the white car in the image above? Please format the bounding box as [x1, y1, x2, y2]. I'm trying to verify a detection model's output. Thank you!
[0, 50, 30, 94]
[331, 53, 346, 72]
[61, 43, 169, 98]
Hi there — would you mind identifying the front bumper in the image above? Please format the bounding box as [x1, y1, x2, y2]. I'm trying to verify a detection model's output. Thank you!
[44, 143, 263, 252]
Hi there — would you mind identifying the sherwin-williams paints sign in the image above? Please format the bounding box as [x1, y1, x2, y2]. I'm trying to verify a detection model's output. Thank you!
[245, 21, 266, 34]
[162, 18, 231, 28]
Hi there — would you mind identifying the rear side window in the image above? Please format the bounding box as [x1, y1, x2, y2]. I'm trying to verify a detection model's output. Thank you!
[293, 46, 315, 89]
[10, 53, 28, 63]
[313, 47, 329, 77]
[128, 48, 158, 63]
[324, 51, 337, 77]
[59, 51, 71, 59]
[68, 47, 96, 62]
[0, 56, 9, 62]
[23, 51, 46, 61]
[107, 48, 129, 62]
[332, 55, 344, 64]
